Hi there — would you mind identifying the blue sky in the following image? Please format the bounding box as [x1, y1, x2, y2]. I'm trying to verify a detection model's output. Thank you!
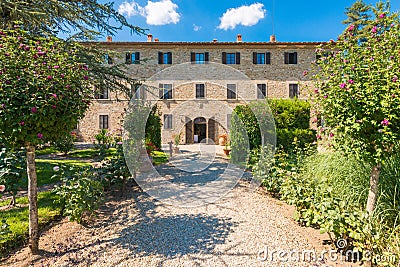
[108, 0, 400, 42]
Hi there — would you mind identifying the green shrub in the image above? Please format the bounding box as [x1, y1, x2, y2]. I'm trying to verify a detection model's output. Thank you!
[268, 99, 311, 129]
[145, 106, 162, 149]
[0, 147, 27, 206]
[53, 166, 103, 223]
[276, 128, 316, 152]
[52, 132, 75, 155]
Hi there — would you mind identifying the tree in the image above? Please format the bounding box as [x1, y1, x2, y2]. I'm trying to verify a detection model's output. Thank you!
[311, 2, 400, 213]
[0, 1, 144, 255]
[0, 28, 94, 253]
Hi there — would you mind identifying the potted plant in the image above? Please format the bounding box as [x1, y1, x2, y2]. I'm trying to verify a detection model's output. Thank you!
[173, 133, 181, 153]
[218, 133, 228, 146]
[223, 142, 231, 156]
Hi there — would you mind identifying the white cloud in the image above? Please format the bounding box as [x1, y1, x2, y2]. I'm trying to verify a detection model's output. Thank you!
[218, 3, 266, 30]
[118, 1, 144, 17]
[193, 24, 202, 32]
[118, 0, 180, 26]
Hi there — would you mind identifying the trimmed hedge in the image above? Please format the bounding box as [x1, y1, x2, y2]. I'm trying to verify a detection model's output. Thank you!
[268, 99, 311, 130]
[231, 99, 315, 152]
[276, 128, 316, 151]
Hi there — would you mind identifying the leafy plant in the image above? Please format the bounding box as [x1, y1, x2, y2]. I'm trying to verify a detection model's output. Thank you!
[53, 166, 103, 224]
[311, 2, 400, 213]
[0, 147, 27, 207]
[52, 132, 76, 155]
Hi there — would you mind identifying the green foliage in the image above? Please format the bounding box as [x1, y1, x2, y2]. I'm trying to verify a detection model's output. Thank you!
[53, 166, 103, 223]
[312, 6, 400, 164]
[268, 99, 311, 130]
[259, 146, 400, 265]
[0, 28, 92, 146]
[230, 110, 250, 165]
[99, 144, 131, 190]
[52, 132, 75, 155]
[0, 148, 27, 204]
[145, 106, 162, 149]
[276, 128, 316, 152]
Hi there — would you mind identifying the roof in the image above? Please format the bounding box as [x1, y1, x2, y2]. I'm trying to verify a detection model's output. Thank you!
[83, 41, 324, 47]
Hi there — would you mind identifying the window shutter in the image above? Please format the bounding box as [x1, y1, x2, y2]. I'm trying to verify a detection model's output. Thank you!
[294, 52, 298, 64]
[205, 52, 209, 62]
[222, 52, 227, 64]
[167, 52, 172, 64]
[190, 52, 195, 63]
[135, 52, 140, 63]
[236, 52, 240, 64]
[284, 52, 289, 64]
[158, 52, 163, 64]
[253, 52, 257, 64]
[266, 52, 271, 64]
[125, 53, 131, 64]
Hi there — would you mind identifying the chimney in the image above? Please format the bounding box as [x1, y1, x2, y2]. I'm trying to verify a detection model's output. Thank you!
[269, 34, 276, 43]
[212, 39, 218, 43]
[154, 38, 159, 42]
[236, 34, 242, 42]
[147, 34, 153, 42]
[106, 36, 112, 42]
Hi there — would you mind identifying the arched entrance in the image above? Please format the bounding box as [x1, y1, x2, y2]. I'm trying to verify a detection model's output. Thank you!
[193, 117, 206, 143]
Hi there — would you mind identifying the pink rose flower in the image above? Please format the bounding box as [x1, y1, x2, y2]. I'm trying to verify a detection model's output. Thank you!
[379, 13, 386, 19]
[37, 133, 43, 139]
[31, 107, 37, 113]
[381, 119, 389, 126]
[19, 121, 25, 126]
[348, 25, 355, 31]
[348, 79, 354, 84]
[314, 89, 319, 94]
[329, 133, 334, 138]
[51, 105, 57, 109]
[372, 26, 377, 33]
[0, 185, 5, 192]
[51, 93, 57, 98]
[84, 76, 89, 80]
[340, 83, 346, 89]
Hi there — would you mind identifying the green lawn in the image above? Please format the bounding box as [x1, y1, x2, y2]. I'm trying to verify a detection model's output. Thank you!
[68, 148, 116, 159]
[152, 151, 169, 165]
[0, 191, 62, 257]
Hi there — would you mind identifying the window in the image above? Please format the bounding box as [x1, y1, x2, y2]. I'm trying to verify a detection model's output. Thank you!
[284, 52, 298, 64]
[253, 52, 271, 64]
[132, 84, 145, 99]
[95, 87, 109, 99]
[164, 114, 173, 129]
[99, 115, 109, 129]
[125, 52, 140, 64]
[289, 83, 299, 98]
[227, 84, 237, 99]
[158, 52, 172, 64]
[159, 84, 173, 99]
[196, 84, 205, 98]
[257, 84, 267, 99]
[105, 54, 112, 64]
[191, 52, 209, 64]
[222, 52, 240, 64]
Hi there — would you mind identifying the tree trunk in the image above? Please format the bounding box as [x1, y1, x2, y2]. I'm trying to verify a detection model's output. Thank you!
[26, 144, 39, 254]
[366, 163, 381, 213]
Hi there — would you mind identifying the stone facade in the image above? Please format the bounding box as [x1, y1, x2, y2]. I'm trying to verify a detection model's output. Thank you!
[77, 38, 320, 144]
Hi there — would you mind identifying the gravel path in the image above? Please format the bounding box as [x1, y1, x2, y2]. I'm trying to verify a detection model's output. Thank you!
[3, 154, 348, 267]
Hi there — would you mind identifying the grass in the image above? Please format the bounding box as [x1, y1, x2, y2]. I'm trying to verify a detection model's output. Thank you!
[0, 191, 62, 258]
[152, 150, 169, 165]
[68, 148, 116, 159]
[35, 146, 58, 156]
[35, 159, 91, 186]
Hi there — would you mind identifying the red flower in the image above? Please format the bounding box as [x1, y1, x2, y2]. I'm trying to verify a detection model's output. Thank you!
[31, 107, 37, 113]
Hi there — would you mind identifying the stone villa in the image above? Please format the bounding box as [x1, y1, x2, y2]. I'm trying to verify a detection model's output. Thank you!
[77, 34, 320, 144]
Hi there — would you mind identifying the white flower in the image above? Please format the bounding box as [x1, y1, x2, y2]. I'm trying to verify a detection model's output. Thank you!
[53, 166, 60, 172]
[0, 185, 5, 192]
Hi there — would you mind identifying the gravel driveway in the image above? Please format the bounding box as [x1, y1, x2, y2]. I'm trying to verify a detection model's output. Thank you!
[4, 153, 344, 267]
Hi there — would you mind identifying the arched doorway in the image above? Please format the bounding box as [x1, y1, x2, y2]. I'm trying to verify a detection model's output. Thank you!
[193, 117, 207, 143]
